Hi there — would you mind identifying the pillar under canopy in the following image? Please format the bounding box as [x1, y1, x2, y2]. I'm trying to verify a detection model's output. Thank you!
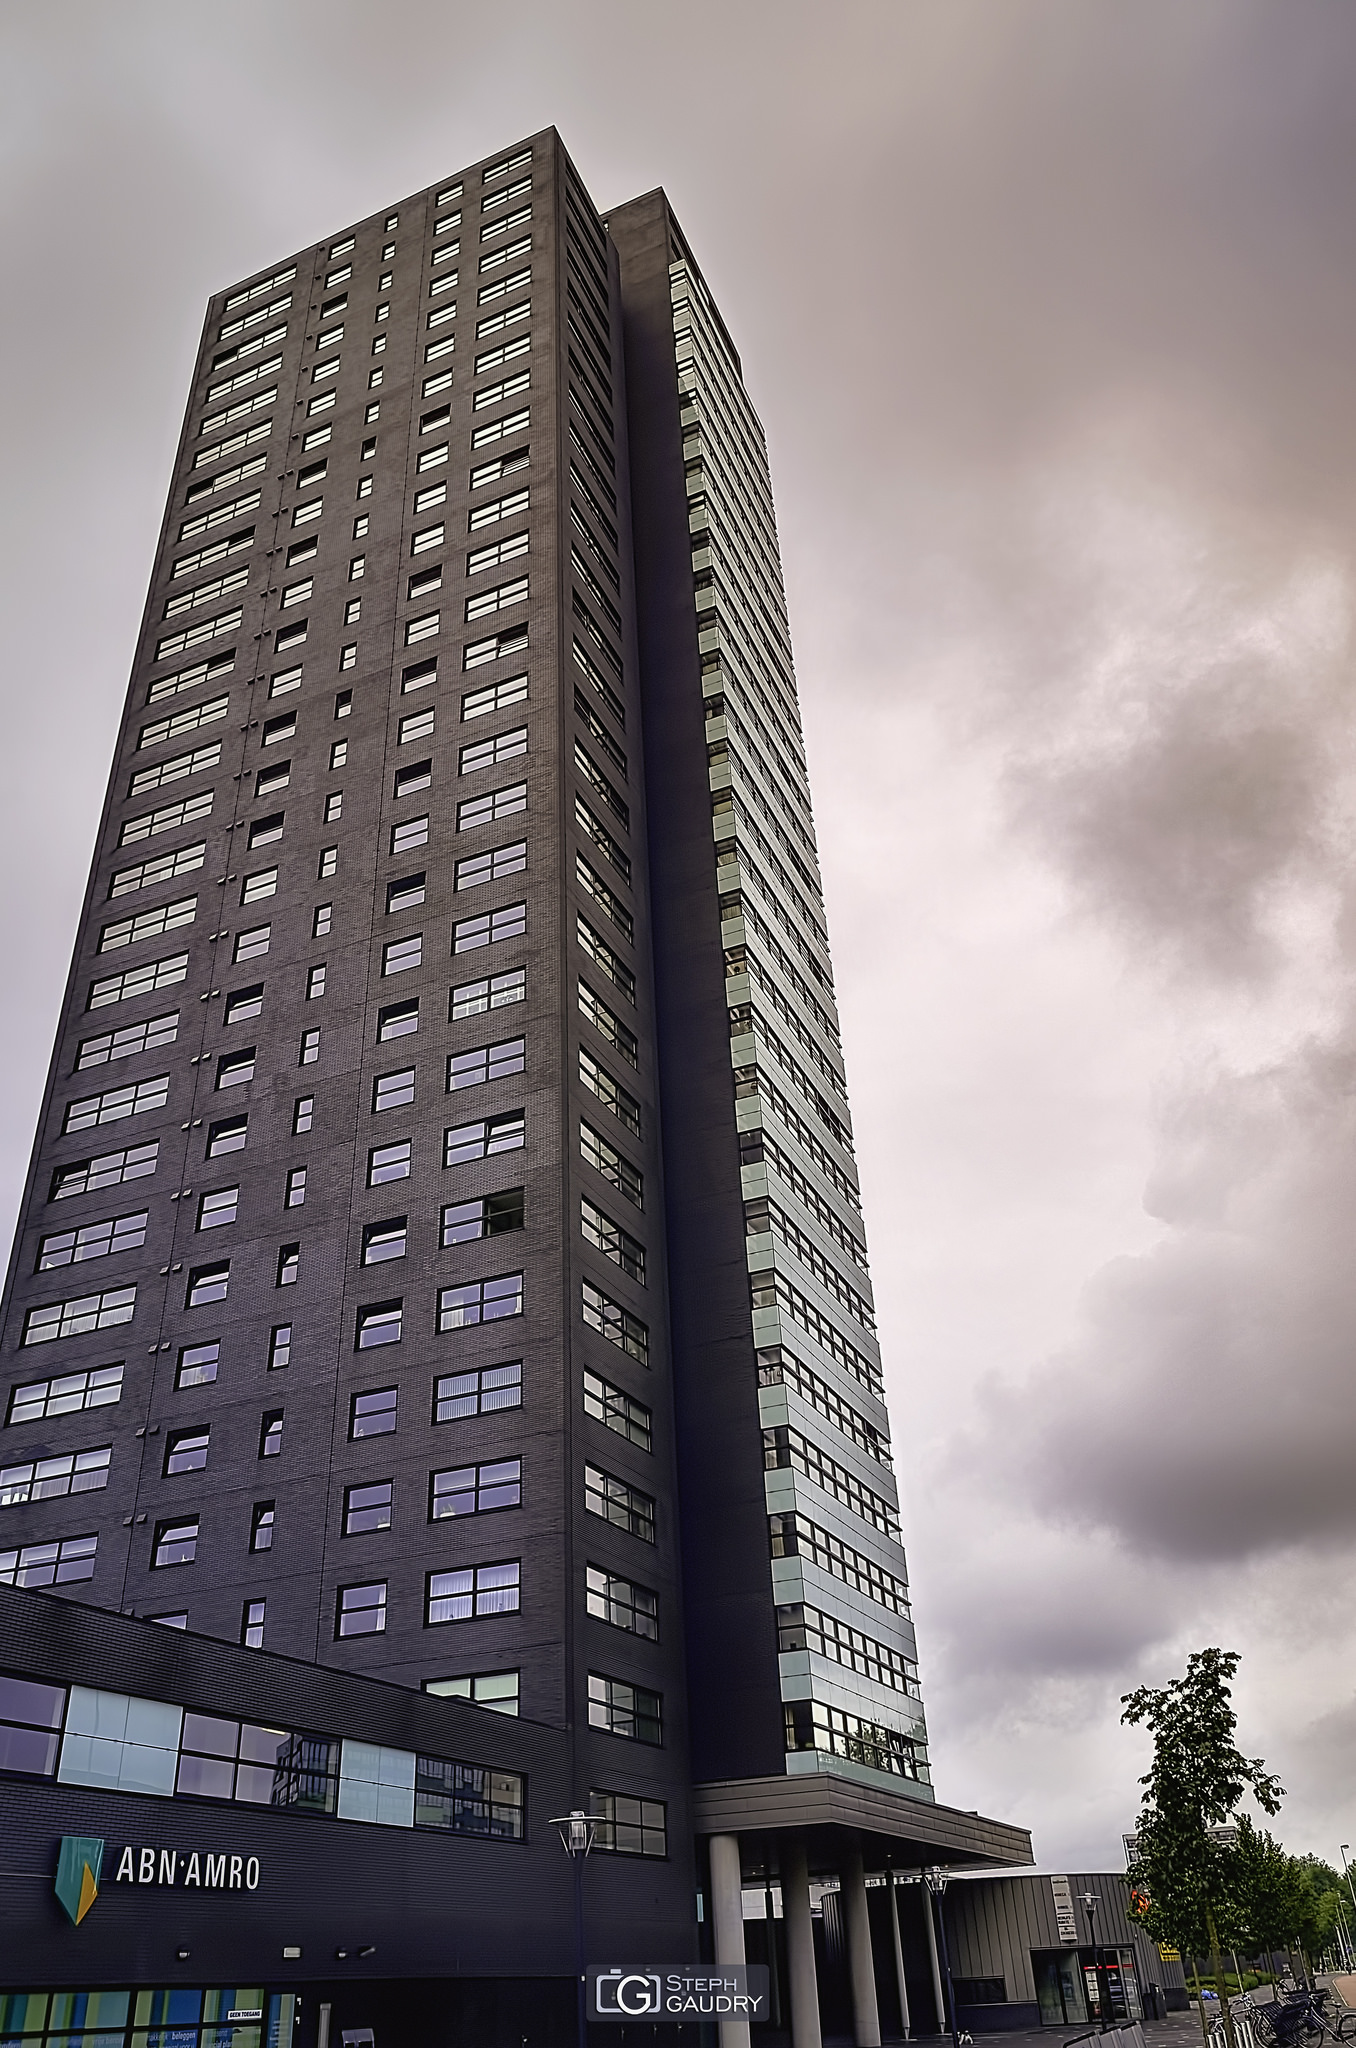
[782, 1838, 823, 2048]
[709, 1833, 751, 2048]
[843, 1844, 882, 2048]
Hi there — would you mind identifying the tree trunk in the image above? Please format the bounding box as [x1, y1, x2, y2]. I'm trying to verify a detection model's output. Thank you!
[1191, 1960, 1210, 2045]
[1207, 1906, 1237, 2048]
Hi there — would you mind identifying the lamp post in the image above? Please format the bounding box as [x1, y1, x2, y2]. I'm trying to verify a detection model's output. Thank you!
[924, 1868, 959, 2048]
[1341, 1848, 1356, 1951]
[1079, 1893, 1109, 2033]
[552, 1809, 598, 2048]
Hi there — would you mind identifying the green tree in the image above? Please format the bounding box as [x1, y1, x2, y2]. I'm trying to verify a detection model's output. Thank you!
[1123, 1649, 1282, 2048]
[1229, 1818, 1308, 1969]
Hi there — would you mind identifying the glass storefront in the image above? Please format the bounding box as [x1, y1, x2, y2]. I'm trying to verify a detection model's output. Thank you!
[1034, 1948, 1141, 2025]
[0, 1989, 295, 2048]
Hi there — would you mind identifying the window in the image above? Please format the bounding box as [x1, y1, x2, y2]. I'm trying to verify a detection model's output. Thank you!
[426, 1560, 519, 1623]
[336, 684, 354, 712]
[463, 625, 528, 670]
[248, 812, 284, 848]
[586, 1564, 658, 1641]
[434, 1359, 522, 1421]
[468, 486, 529, 530]
[87, 951, 189, 1011]
[581, 1120, 642, 1207]
[344, 1480, 393, 1534]
[581, 1197, 645, 1284]
[250, 1501, 274, 1551]
[268, 1324, 292, 1370]
[109, 841, 207, 900]
[306, 964, 326, 1000]
[259, 1410, 284, 1458]
[392, 815, 429, 854]
[241, 1600, 266, 1649]
[119, 791, 214, 848]
[293, 1095, 314, 1134]
[285, 1166, 306, 1207]
[196, 1185, 238, 1231]
[356, 474, 373, 499]
[0, 1673, 63, 1772]
[412, 521, 445, 555]
[0, 1533, 98, 1589]
[373, 1067, 415, 1111]
[176, 1341, 219, 1388]
[233, 924, 270, 962]
[462, 673, 528, 721]
[589, 1790, 667, 1859]
[577, 916, 635, 1003]
[0, 1446, 110, 1509]
[447, 1037, 524, 1091]
[378, 998, 419, 1041]
[579, 987, 640, 1072]
[582, 1277, 648, 1364]
[403, 655, 438, 692]
[424, 1671, 519, 1716]
[451, 902, 526, 953]
[99, 895, 197, 952]
[165, 1426, 209, 1475]
[153, 1517, 198, 1568]
[337, 1581, 387, 1637]
[451, 966, 525, 1015]
[465, 576, 528, 622]
[362, 1219, 407, 1265]
[276, 1243, 299, 1287]
[584, 1370, 652, 1452]
[351, 1386, 397, 1437]
[457, 782, 526, 830]
[36, 1210, 146, 1269]
[324, 791, 343, 821]
[437, 1273, 523, 1330]
[454, 841, 526, 890]
[369, 1139, 412, 1185]
[575, 686, 626, 773]
[339, 643, 356, 670]
[470, 438, 530, 486]
[299, 1028, 320, 1065]
[76, 1011, 178, 1070]
[382, 934, 422, 976]
[241, 867, 277, 904]
[443, 1110, 524, 1165]
[224, 984, 264, 1024]
[356, 1299, 402, 1347]
[319, 846, 338, 878]
[21, 1287, 137, 1346]
[399, 707, 435, 745]
[50, 1142, 158, 1200]
[584, 1464, 654, 1542]
[467, 530, 528, 574]
[313, 903, 333, 937]
[186, 1262, 229, 1307]
[216, 1048, 255, 1089]
[588, 1673, 662, 1746]
[330, 739, 348, 771]
[7, 1363, 123, 1425]
[396, 759, 432, 798]
[63, 1075, 169, 1134]
[441, 1189, 523, 1246]
[431, 1458, 520, 1519]
[460, 727, 527, 774]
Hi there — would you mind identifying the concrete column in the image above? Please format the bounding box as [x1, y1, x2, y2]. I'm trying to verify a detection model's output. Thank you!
[709, 1834, 751, 2048]
[922, 1883, 946, 2037]
[782, 1838, 823, 2048]
[843, 1845, 882, 2048]
[888, 1872, 911, 2039]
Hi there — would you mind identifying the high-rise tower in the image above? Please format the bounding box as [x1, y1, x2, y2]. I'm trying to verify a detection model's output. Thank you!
[0, 129, 1027, 2048]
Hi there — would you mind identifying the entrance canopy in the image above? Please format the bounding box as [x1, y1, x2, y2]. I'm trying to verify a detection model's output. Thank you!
[693, 1773, 1034, 1876]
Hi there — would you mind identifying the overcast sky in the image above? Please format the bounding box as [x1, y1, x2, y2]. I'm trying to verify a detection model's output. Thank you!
[7, 0, 1356, 1872]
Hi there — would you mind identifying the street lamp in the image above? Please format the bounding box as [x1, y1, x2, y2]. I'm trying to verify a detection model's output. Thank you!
[1340, 1850, 1356, 1972]
[924, 1868, 959, 2048]
[1079, 1893, 1109, 2033]
[552, 1810, 598, 2048]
